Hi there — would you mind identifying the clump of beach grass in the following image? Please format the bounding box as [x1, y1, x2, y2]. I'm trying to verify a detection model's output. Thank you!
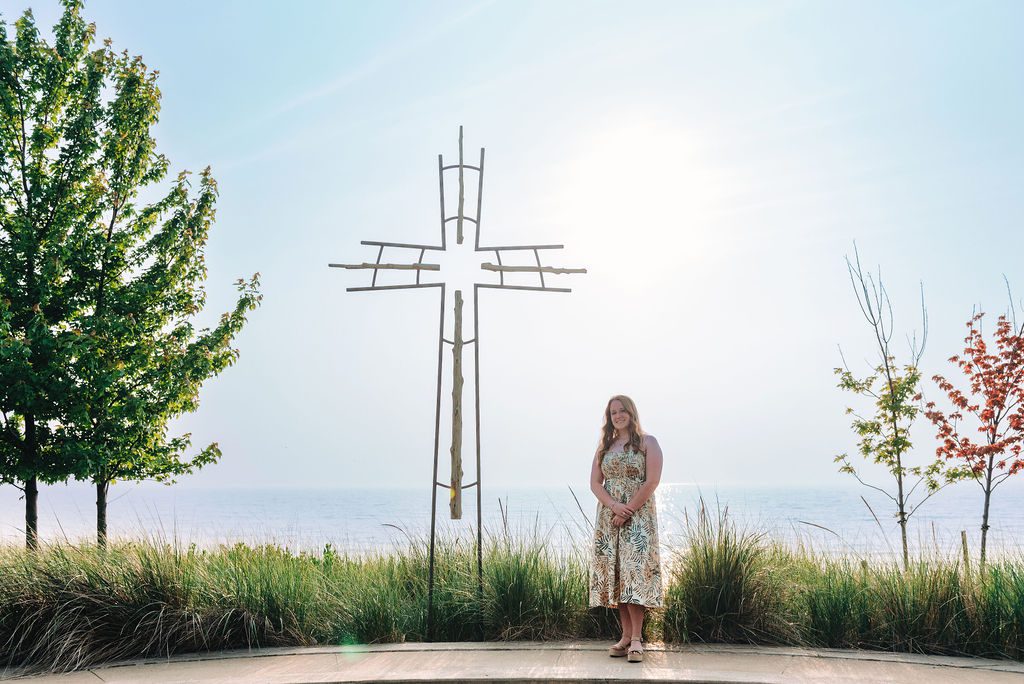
[970, 560, 1024, 659]
[865, 557, 969, 654]
[662, 501, 798, 644]
[0, 537, 334, 673]
[482, 534, 585, 640]
[790, 549, 1024, 659]
[794, 555, 871, 648]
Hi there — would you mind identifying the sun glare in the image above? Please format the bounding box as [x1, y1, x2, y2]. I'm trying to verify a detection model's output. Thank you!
[551, 117, 736, 280]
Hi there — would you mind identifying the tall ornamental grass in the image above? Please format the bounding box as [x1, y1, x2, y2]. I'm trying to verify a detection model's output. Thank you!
[2, 512, 1023, 675]
[662, 504, 797, 644]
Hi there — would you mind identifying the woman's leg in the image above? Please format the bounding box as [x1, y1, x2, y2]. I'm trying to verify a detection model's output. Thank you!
[626, 603, 646, 646]
[615, 603, 633, 647]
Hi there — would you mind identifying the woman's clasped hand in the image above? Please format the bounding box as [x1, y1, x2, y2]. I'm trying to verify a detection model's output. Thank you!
[610, 501, 634, 527]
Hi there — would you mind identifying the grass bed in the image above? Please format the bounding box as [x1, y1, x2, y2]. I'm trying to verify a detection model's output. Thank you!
[2, 509, 1022, 673]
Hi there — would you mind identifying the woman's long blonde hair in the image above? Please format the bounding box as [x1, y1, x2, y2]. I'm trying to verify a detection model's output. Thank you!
[598, 394, 645, 458]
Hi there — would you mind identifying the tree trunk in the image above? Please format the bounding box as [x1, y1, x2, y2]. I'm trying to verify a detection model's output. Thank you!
[980, 459, 994, 567]
[24, 414, 38, 550]
[96, 479, 108, 549]
[25, 475, 38, 551]
[92, 205, 118, 549]
[895, 453, 909, 569]
[898, 509, 909, 569]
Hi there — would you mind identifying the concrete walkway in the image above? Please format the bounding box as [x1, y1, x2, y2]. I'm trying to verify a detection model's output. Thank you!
[7, 641, 1024, 683]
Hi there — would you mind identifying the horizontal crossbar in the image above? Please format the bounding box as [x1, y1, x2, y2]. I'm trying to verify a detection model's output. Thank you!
[476, 284, 571, 293]
[329, 263, 440, 271]
[480, 263, 586, 275]
[347, 283, 444, 292]
[360, 240, 445, 251]
[478, 244, 563, 251]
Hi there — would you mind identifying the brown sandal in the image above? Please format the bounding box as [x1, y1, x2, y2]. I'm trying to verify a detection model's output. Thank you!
[608, 639, 629, 657]
[627, 638, 644, 663]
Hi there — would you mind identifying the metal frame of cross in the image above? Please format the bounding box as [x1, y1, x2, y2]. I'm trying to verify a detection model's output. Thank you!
[329, 127, 586, 639]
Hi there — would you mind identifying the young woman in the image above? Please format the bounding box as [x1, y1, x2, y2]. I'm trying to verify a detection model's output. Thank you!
[589, 395, 664, 663]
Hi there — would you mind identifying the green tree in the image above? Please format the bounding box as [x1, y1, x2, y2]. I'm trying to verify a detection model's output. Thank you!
[0, 2, 106, 549]
[1, 2, 262, 549]
[67, 165, 261, 548]
[834, 245, 947, 569]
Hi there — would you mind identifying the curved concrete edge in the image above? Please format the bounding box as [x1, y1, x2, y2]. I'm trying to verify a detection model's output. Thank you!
[6, 640, 1024, 683]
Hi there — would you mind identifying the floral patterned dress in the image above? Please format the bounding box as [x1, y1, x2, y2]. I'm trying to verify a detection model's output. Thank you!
[589, 448, 663, 608]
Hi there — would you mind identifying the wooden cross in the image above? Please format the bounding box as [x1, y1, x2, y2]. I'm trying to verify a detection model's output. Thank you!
[329, 127, 586, 525]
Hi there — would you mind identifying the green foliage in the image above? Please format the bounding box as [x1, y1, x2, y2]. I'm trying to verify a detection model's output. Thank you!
[868, 559, 969, 654]
[834, 246, 949, 568]
[795, 558, 869, 648]
[482, 534, 588, 640]
[0, 1, 104, 497]
[972, 562, 1024, 659]
[662, 502, 796, 644]
[0, 1, 262, 545]
[3, 524, 1024, 674]
[834, 362, 944, 490]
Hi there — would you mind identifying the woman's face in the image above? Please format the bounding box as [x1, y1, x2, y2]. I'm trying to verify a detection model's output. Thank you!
[609, 399, 631, 434]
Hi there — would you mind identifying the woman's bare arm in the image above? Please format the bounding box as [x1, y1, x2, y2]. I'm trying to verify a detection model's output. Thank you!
[626, 435, 663, 511]
[590, 447, 619, 508]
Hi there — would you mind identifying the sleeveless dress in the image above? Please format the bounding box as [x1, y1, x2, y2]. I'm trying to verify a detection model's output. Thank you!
[589, 448, 664, 608]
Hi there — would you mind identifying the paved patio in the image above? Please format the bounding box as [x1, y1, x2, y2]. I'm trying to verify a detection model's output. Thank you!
[7, 641, 1024, 683]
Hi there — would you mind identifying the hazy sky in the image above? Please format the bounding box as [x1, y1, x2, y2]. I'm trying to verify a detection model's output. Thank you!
[4, 0, 1023, 497]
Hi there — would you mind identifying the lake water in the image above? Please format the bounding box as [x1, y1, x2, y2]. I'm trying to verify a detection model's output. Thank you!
[1, 481, 1022, 560]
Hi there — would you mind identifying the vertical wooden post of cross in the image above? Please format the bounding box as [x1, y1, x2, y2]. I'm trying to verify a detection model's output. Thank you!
[450, 289, 464, 519]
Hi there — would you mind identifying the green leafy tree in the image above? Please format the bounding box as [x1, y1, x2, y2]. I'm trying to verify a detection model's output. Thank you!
[1, 2, 262, 548]
[834, 246, 948, 568]
[66, 165, 261, 548]
[0, 3, 107, 549]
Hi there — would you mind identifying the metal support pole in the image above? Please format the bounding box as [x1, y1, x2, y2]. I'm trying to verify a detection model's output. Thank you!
[473, 285, 483, 625]
[426, 284, 446, 642]
[457, 126, 465, 245]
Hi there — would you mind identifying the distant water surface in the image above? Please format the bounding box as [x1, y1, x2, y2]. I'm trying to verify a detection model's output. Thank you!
[1, 481, 1021, 559]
